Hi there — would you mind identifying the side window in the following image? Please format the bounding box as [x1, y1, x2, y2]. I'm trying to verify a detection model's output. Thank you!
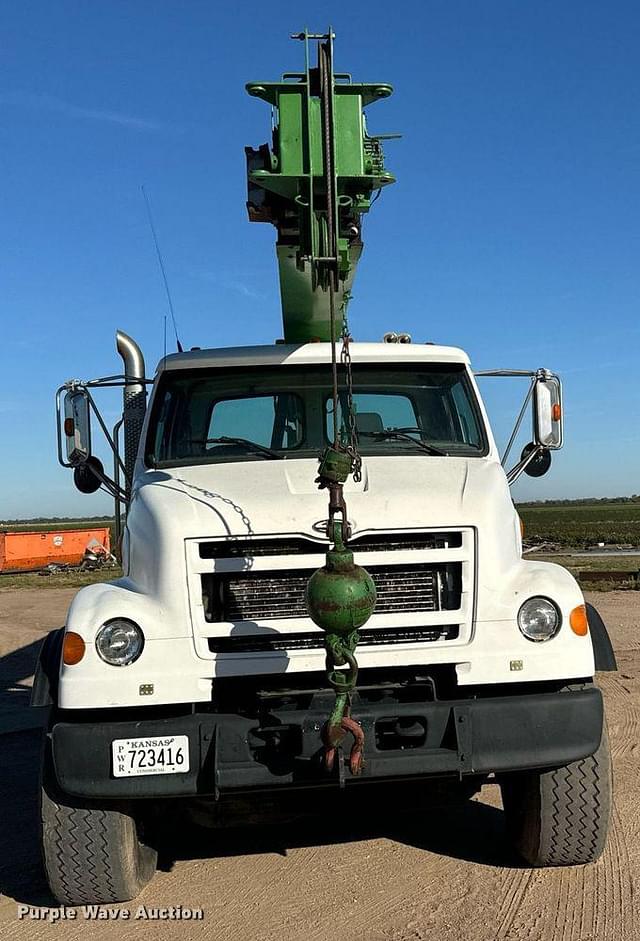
[150, 387, 177, 462]
[450, 381, 482, 447]
[207, 394, 303, 450]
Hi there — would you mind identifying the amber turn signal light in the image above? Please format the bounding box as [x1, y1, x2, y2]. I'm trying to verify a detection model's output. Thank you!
[63, 631, 86, 665]
[569, 605, 589, 636]
[552, 403, 562, 421]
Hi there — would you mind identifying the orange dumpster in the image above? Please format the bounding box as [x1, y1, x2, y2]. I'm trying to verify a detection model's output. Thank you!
[0, 528, 111, 573]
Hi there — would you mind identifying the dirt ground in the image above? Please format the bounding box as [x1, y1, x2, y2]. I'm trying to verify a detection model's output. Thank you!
[0, 588, 638, 940]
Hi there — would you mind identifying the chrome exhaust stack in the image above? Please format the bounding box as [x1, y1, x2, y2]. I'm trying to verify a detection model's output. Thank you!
[116, 330, 147, 494]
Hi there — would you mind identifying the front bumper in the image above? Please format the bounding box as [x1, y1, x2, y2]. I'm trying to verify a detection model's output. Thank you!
[50, 684, 603, 799]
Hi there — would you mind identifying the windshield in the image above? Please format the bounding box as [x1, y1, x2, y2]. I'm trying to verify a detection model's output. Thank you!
[145, 364, 487, 467]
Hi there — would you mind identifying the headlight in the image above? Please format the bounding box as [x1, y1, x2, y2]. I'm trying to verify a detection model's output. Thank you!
[517, 597, 560, 642]
[96, 618, 144, 666]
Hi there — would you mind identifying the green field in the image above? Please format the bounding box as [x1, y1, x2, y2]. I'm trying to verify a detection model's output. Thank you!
[518, 503, 640, 548]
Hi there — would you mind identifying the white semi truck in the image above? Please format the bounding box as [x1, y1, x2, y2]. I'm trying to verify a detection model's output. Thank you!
[34, 31, 616, 905]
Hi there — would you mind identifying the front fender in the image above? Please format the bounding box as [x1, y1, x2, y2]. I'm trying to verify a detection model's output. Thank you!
[58, 580, 211, 709]
[65, 577, 190, 641]
[478, 556, 584, 625]
[468, 559, 595, 685]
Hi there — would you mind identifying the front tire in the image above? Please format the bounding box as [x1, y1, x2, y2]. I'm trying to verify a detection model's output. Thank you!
[40, 744, 157, 904]
[501, 725, 612, 866]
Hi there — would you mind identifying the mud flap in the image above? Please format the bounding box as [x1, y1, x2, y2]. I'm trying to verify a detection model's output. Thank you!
[30, 628, 64, 707]
[586, 604, 617, 672]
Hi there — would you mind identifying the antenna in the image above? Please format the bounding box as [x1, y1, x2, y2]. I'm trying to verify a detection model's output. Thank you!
[141, 185, 183, 352]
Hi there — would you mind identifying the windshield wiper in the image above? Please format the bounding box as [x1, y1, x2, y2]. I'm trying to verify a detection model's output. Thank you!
[204, 436, 284, 459]
[359, 428, 447, 456]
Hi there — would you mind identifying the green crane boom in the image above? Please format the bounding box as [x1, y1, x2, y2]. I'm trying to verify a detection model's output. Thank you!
[245, 29, 397, 343]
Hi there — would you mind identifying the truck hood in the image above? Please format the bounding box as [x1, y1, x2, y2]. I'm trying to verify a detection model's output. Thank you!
[120, 454, 575, 635]
[130, 456, 513, 538]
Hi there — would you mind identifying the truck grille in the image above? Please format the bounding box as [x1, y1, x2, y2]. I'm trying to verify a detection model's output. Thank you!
[198, 530, 462, 559]
[202, 563, 461, 622]
[208, 624, 459, 654]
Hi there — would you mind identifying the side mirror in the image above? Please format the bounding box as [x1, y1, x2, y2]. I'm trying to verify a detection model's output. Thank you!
[62, 390, 92, 465]
[475, 366, 563, 486]
[533, 374, 563, 450]
[521, 442, 552, 478]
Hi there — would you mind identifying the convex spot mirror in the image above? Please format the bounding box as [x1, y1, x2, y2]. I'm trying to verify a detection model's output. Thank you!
[521, 442, 552, 478]
[534, 375, 563, 450]
[73, 456, 104, 494]
[63, 390, 92, 465]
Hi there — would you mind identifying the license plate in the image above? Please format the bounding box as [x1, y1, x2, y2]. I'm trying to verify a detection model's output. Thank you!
[111, 735, 190, 778]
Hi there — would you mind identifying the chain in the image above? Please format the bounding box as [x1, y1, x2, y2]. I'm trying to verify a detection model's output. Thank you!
[340, 315, 362, 482]
[313, 40, 365, 780]
[319, 41, 341, 452]
[173, 477, 253, 534]
[323, 631, 364, 776]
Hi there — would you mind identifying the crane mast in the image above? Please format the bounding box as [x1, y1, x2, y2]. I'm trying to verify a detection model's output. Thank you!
[245, 29, 397, 343]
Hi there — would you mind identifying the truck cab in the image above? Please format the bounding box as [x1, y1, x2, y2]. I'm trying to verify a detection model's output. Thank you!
[37, 338, 615, 905]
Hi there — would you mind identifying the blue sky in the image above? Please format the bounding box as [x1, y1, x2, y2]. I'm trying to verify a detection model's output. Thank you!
[1, 1, 639, 519]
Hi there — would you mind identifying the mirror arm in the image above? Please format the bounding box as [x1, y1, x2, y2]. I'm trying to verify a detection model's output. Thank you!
[501, 378, 535, 468]
[91, 464, 128, 503]
[84, 374, 153, 388]
[84, 390, 129, 485]
[506, 444, 545, 486]
[475, 369, 536, 378]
